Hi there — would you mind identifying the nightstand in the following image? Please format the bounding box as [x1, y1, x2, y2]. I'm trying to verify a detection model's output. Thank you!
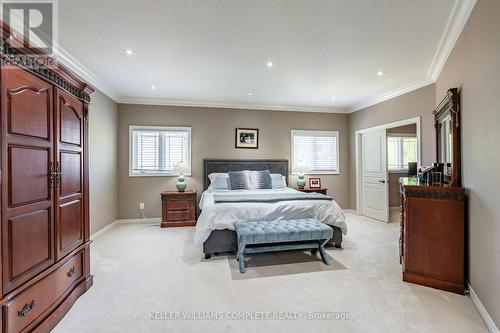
[295, 188, 328, 195]
[161, 190, 197, 228]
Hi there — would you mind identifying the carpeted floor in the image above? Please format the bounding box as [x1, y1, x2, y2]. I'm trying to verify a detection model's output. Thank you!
[54, 212, 487, 333]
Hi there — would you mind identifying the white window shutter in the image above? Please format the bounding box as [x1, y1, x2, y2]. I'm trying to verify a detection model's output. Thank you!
[292, 130, 339, 174]
[130, 126, 191, 175]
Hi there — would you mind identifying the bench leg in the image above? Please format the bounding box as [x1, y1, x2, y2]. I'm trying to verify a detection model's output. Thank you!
[237, 244, 246, 273]
[318, 240, 329, 265]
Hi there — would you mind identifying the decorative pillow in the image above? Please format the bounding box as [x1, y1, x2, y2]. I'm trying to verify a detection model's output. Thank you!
[211, 175, 230, 190]
[270, 174, 287, 189]
[250, 170, 272, 189]
[228, 171, 252, 190]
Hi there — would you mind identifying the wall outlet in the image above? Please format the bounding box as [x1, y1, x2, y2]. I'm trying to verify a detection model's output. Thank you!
[139, 203, 145, 210]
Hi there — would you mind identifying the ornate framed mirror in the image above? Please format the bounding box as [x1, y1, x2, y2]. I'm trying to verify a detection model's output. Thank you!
[433, 88, 461, 186]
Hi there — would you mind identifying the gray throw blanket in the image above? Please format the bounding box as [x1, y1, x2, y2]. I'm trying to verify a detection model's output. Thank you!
[213, 192, 333, 203]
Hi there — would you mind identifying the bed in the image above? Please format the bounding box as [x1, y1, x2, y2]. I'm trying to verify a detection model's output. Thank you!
[196, 159, 347, 259]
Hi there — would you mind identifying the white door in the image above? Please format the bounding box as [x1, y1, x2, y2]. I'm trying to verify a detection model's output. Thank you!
[362, 129, 389, 222]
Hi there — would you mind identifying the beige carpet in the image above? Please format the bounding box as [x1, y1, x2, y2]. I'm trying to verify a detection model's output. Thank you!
[54, 212, 487, 333]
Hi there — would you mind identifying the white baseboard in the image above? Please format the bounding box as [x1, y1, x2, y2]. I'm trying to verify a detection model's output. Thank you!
[343, 209, 358, 214]
[116, 217, 161, 224]
[468, 283, 499, 333]
[90, 220, 118, 240]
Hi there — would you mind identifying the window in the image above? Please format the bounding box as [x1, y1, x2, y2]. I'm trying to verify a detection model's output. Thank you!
[129, 126, 191, 176]
[291, 130, 339, 174]
[387, 135, 417, 171]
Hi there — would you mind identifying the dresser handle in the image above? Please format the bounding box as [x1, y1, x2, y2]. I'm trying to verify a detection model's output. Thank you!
[18, 300, 35, 317]
[67, 266, 75, 277]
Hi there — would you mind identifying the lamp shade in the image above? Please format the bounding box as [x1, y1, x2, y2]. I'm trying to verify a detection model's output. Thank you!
[294, 160, 309, 173]
[175, 160, 189, 174]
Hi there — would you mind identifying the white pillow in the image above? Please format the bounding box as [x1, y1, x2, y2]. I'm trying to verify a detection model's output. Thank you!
[207, 173, 230, 190]
[270, 174, 287, 189]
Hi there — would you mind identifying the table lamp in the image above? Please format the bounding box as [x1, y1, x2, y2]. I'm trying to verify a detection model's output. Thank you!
[175, 161, 189, 192]
[295, 160, 309, 189]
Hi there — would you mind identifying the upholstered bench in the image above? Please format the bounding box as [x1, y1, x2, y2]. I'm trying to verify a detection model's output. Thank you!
[235, 219, 333, 273]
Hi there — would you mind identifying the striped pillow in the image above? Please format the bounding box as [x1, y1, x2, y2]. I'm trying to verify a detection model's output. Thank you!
[228, 171, 252, 190]
[250, 170, 272, 189]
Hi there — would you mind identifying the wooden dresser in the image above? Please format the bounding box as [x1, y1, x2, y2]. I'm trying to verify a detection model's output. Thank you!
[399, 177, 465, 294]
[0, 24, 93, 331]
[161, 191, 197, 227]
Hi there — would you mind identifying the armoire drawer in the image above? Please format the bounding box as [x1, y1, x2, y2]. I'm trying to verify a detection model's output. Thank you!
[3, 251, 83, 333]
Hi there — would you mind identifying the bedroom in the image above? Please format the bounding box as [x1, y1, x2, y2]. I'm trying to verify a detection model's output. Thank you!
[0, 0, 498, 332]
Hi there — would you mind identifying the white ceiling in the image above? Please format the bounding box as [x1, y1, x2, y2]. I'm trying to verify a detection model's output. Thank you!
[56, 0, 475, 112]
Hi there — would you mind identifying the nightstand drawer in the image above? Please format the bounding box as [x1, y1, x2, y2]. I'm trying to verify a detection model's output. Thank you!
[168, 199, 193, 210]
[167, 210, 193, 221]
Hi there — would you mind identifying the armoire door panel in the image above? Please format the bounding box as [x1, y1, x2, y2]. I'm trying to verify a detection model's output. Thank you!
[58, 199, 83, 256]
[8, 145, 50, 207]
[58, 94, 82, 146]
[3, 208, 54, 293]
[5, 68, 52, 140]
[60, 151, 82, 197]
[55, 89, 85, 260]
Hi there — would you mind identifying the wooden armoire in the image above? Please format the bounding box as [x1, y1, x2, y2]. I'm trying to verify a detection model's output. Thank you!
[0, 24, 93, 332]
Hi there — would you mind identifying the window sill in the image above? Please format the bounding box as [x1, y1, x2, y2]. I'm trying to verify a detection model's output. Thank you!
[128, 173, 192, 177]
[291, 171, 340, 175]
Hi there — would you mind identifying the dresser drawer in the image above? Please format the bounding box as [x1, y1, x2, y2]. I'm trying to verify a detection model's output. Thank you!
[3, 251, 83, 333]
[167, 199, 193, 210]
[167, 210, 193, 221]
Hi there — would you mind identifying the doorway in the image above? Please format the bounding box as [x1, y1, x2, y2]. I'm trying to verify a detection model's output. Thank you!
[355, 117, 421, 222]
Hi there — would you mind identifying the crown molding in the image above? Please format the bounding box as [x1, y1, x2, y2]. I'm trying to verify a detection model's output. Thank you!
[350, 77, 435, 112]
[428, 0, 477, 80]
[53, 43, 121, 102]
[119, 96, 350, 114]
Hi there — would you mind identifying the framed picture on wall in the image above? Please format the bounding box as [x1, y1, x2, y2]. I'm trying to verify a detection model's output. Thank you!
[309, 178, 321, 188]
[235, 128, 259, 149]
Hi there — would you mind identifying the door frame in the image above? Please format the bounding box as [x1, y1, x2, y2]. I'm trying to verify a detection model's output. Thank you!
[355, 116, 422, 215]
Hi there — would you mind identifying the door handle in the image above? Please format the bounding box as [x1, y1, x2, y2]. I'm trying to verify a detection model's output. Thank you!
[378, 180, 386, 184]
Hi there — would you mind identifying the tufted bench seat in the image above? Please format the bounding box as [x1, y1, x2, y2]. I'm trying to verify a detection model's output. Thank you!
[235, 219, 333, 273]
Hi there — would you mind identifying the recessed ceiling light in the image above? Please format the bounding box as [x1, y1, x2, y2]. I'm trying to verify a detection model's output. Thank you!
[124, 49, 133, 55]
[248, 92, 254, 96]
[266, 61, 274, 68]
[330, 97, 336, 101]
[377, 71, 385, 76]
[150, 85, 156, 90]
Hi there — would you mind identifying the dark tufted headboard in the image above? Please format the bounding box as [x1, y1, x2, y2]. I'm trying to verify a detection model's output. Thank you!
[203, 159, 289, 190]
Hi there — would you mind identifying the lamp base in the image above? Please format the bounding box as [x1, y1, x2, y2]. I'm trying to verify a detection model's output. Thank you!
[297, 174, 306, 189]
[176, 174, 187, 192]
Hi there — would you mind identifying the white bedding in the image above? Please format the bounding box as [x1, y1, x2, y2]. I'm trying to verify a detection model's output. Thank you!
[194, 187, 346, 246]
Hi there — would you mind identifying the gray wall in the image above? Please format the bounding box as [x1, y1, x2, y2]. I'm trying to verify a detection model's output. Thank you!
[117, 105, 350, 218]
[348, 84, 436, 208]
[89, 90, 118, 234]
[435, 0, 500, 326]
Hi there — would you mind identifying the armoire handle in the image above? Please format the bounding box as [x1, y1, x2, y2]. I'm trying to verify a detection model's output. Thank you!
[18, 300, 35, 317]
[67, 266, 75, 277]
